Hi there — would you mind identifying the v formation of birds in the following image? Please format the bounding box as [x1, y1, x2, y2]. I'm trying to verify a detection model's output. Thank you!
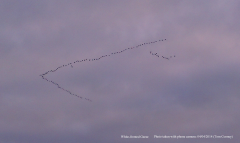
[40, 39, 175, 102]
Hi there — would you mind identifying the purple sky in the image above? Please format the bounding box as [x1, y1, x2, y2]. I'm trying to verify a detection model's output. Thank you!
[1, 0, 240, 142]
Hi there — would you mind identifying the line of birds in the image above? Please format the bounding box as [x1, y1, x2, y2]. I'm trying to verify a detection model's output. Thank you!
[150, 51, 175, 60]
[40, 39, 170, 102]
[40, 76, 92, 101]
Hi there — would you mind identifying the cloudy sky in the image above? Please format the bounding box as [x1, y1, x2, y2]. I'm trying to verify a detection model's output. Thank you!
[1, 0, 240, 142]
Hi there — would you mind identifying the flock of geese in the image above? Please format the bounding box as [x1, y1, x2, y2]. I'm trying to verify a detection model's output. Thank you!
[40, 39, 175, 102]
[150, 51, 175, 60]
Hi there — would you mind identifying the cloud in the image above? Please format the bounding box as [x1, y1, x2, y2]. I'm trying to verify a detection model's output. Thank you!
[1, 0, 240, 142]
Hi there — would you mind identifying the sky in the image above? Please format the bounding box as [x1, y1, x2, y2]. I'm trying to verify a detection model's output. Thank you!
[1, 0, 240, 142]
